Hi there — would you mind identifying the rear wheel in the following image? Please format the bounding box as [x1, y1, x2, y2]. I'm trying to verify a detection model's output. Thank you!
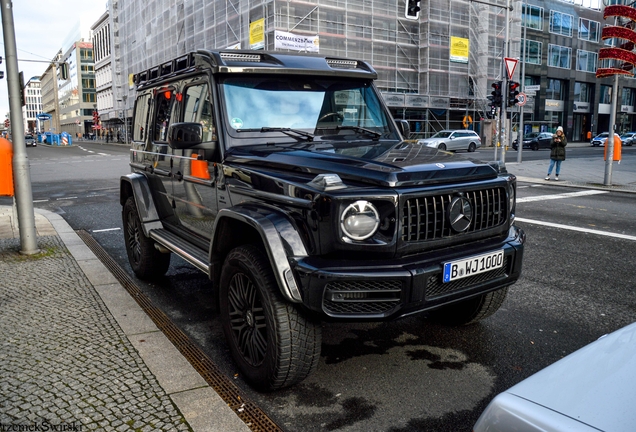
[220, 245, 321, 391]
[531, 143, 539, 151]
[438, 143, 447, 151]
[122, 196, 171, 279]
[426, 288, 508, 326]
[468, 142, 476, 152]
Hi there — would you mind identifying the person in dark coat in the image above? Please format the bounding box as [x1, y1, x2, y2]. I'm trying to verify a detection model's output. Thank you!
[545, 126, 567, 181]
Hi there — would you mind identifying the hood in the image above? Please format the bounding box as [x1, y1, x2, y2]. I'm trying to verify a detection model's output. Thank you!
[225, 141, 499, 187]
[505, 322, 636, 431]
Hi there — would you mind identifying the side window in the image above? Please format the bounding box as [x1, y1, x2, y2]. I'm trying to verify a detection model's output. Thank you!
[153, 89, 175, 142]
[183, 83, 217, 142]
[132, 93, 150, 142]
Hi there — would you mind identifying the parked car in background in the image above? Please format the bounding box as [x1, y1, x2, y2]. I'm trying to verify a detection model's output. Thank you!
[619, 131, 636, 146]
[24, 134, 36, 147]
[474, 321, 636, 431]
[512, 131, 553, 151]
[416, 130, 481, 152]
[591, 132, 609, 147]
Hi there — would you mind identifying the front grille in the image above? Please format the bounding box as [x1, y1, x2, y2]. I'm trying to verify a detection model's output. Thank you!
[426, 257, 509, 299]
[323, 280, 402, 316]
[402, 188, 507, 242]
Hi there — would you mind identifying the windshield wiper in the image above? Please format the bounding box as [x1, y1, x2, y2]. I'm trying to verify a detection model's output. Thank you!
[259, 127, 314, 141]
[335, 125, 382, 140]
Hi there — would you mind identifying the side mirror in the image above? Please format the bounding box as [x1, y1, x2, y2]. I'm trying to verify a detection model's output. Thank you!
[396, 120, 410, 139]
[168, 122, 203, 149]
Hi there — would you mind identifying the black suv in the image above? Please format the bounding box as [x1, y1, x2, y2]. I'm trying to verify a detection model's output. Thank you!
[121, 50, 525, 391]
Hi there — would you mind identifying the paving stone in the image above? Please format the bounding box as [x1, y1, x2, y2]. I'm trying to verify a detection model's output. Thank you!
[0, 236, 192, 431]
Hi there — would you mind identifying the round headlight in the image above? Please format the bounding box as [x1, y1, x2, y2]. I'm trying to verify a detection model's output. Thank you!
[340, 200, 380, 241]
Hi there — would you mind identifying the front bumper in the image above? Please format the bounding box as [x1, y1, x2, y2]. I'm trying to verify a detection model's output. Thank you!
[294, 225, 525, 320]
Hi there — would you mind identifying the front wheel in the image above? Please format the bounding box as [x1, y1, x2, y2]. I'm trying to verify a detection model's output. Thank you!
[531, 143, 539, 151]
[425, 288, 508, 326]
[220, 245, 322, 391]
[122, 196, 171, 279]
[438, 143, 447, 151]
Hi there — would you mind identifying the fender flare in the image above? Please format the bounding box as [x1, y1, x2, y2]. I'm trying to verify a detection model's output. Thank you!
[212, 205, 308, 303]
[120, 173, 163, 236]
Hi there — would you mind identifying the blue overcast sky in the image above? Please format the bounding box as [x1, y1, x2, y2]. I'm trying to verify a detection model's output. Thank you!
[0, 0, 106, 119]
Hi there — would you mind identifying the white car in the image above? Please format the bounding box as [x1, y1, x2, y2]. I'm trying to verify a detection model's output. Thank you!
[474, 321, 636, 431]
[416, 130, 481, 152]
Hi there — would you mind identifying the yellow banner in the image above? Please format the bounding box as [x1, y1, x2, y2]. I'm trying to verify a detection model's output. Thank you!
[250, 18, 265, 50]
[450, 36, 469, 63]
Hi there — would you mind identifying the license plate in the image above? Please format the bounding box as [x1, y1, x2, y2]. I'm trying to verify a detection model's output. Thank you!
[443, 250, 505, 283]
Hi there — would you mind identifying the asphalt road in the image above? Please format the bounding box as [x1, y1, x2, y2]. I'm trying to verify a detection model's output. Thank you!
[5, 141, 636, 431]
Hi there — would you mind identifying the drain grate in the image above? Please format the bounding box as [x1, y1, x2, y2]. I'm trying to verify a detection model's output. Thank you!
[77, 230, 283, 432]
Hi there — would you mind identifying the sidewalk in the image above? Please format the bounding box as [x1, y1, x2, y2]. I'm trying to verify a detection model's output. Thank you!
[0, 205, 251, 432]
[502, 141, 636, 193]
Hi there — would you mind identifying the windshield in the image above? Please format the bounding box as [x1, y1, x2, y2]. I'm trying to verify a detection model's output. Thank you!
[221, 76, 394, 146]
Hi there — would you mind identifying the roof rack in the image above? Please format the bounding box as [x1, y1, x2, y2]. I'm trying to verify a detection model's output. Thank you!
[133, 52, 196, 87]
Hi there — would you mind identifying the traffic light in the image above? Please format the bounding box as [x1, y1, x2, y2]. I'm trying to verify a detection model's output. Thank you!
[405, 0, 421, 20]
[0, 56, 3, 79]
[508, 81, 520, 107]
[488, 81, 502, 107]
[59, 62, 69, 80]
[93, 110, 99, 124]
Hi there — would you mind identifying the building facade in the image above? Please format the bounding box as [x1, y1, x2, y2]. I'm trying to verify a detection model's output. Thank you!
[93, 10, 124, 139]
[101, 0, 630, 144]
[110, 0, 524, 138]
[23, 77, 43, 134]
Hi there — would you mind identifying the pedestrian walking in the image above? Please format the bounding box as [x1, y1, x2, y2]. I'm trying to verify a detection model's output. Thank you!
[545, 126, 567, 181]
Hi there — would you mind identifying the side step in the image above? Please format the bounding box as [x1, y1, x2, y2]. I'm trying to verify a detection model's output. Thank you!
[149, 228, 211, 276]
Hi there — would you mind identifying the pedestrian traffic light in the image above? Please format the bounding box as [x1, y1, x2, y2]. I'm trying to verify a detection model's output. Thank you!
[405, 0, 421, 20]
[508, 81, 520, 107]
[488, 81, 502, 107]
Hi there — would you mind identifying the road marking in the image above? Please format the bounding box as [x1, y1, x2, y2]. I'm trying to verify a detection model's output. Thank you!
[517, 190, 608, 203]
[516, 217, 636, 241]
[56, 196, 78, 200]
[92, 228, 121, 233]
[33, 199, 49, 203]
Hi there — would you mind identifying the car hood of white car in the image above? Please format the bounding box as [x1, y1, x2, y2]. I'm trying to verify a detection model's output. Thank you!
[501, 322, 636, 431]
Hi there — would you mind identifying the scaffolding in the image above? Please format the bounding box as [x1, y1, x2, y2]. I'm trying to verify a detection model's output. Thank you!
[115, 0, 521, 136]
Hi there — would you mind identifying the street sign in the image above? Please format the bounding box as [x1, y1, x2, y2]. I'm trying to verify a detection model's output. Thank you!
[524, 84, 541, 92]
[504, 57, 518, 80]
[517, 92, 527, 106]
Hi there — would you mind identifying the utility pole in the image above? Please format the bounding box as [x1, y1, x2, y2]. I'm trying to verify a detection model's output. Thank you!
[605, 73, 618, 186]
[501, 0, 511, 165]
[517, 0, 527, 164]
[1, 0, 39, 254]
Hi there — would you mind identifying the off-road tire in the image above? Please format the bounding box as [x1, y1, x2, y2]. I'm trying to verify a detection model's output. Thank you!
[426, 288, 508, 326]
[122, 196, 171, 279]
[220, 245, 322, 391]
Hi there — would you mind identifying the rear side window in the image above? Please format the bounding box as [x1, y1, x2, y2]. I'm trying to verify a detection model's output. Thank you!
[133, 93, 151, 141]
[153, 89, 175, 142]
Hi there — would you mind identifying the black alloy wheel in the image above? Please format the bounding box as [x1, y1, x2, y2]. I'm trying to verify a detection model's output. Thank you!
[122, 197, 171, 279]
[220, 245, 321, 391]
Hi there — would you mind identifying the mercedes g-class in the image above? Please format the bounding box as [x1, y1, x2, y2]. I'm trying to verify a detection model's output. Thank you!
[120, 50, 525, 391]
